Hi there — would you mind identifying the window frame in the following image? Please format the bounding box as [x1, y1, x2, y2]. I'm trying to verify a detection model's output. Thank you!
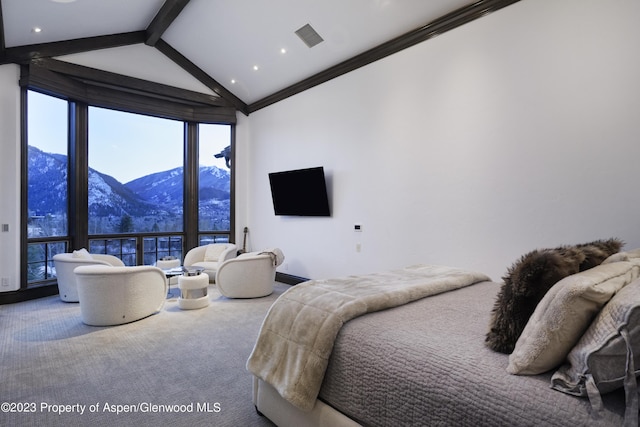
[20, 61, 237, 295]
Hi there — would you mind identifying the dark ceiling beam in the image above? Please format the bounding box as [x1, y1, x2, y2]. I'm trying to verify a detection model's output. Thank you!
[32, 58, 231, 107]
[155, 39, 248, 115]
[0, 31, 146, 65]
[248, 0, 521, 113]
[146, 1, 248, 114]
[145, 0, 191, 46]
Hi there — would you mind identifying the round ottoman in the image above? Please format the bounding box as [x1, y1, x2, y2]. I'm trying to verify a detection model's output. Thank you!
[178, 272, 210, 310]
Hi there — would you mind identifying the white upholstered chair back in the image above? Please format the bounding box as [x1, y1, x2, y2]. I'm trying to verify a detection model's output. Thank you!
[53, 252, 124, 302]
[183, 243, 237, 282]
[74, 265, 167, 326]
[215, 249, 284, 298]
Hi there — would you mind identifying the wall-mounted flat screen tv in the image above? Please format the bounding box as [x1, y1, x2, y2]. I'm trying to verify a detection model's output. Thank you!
[268, 166, 330, 216]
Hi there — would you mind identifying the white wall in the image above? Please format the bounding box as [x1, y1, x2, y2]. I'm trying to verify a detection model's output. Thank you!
[0, 64, 21, 291]
[245, 0, 640, 281]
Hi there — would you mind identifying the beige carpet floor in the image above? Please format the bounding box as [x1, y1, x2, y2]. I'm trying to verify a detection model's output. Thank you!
[0, 282, 290, 426]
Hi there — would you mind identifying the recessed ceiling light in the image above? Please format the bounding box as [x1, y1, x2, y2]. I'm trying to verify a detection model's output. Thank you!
[253, 65, 259, 71]
[280, 48, 287, 54]
[231, 79, 236, 84]
[32, 27, 42, 33]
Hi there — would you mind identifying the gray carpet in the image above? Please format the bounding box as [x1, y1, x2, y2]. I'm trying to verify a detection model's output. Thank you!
[0, 283, 289, 426]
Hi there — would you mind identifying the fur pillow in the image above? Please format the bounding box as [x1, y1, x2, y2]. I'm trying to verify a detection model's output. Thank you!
[574, 239, 626, 270]
[485, 238, 623, 354]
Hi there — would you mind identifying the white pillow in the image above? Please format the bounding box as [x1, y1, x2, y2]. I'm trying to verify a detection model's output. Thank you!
[72, 248, 93, 259]
[203, 244, 227, 262]
[602, 248, 640, 264]
[507, 260, 640, 375]
[552, 277, 640, 396]
[551, 278, 640, 426]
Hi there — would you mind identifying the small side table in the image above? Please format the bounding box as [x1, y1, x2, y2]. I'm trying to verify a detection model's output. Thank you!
[178, 268, 209, 310]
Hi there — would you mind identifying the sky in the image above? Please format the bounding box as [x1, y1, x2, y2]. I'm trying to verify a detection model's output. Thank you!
[28, 91, 231, 183]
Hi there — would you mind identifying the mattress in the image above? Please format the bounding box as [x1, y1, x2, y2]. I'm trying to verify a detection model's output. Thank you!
[317, 281, 627, 426]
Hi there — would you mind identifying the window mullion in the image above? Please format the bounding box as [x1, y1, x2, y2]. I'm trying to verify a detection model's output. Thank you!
[68, 101, 89, 250]
[184, 122, 199, 253]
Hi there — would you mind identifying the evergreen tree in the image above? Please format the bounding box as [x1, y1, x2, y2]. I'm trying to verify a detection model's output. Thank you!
[119, 214, 134, 233]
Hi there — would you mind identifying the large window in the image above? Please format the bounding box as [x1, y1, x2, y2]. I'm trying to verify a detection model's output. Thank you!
[25, 89, 234, 288]
[198, 123, 232, 244]
[88, 107, 184, 234]
[27, 92, 68, 238]
[26, 92, 69, 282]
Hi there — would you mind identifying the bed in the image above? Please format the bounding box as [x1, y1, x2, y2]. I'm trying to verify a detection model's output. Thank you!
[248, 250, 639, 426]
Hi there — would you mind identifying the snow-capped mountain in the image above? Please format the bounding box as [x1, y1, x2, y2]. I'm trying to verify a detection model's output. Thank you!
[28, 146, 230, 231]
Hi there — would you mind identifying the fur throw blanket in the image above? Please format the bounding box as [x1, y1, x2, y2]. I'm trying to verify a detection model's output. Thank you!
[485, 238, 623, 354]
[247, 264, 490, 411]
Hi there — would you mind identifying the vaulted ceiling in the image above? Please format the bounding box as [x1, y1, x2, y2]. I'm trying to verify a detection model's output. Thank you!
[0, 0, 519, 115]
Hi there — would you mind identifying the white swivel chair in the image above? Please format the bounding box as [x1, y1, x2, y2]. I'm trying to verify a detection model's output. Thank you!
[215, 248, 285, 298]
[53, 249, 125, 302]
[74, 265, 167, 326]
[183, 243, 237, 282]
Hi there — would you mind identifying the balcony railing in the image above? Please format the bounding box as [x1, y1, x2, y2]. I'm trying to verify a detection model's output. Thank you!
[26, 238, 68, 284]
[27, 231, 231, 287]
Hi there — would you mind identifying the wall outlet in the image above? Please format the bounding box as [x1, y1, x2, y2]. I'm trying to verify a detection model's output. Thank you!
[1, 277, 9, 287]
[1, 224, 8, 232]
[356, 243, 361, 253]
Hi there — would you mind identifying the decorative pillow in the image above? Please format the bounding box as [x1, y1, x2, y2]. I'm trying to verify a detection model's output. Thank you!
[485, 238, 623, 354]
[602, 248, 640, 264]
[507, 260, 640, 375]
[551, 278, 640, 426]
[551, 277, 640, 396]
[574, 238, 625, 269]
[72, 248, 93, 259]
[204, 244, 227, 262]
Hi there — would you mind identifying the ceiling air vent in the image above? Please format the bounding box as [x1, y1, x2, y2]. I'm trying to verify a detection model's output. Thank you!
[295, 24, 324, 48]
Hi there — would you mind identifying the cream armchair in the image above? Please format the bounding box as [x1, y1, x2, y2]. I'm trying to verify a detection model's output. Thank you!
[183, 243, 237, 282]
[74, 265, 167, 326]
[53, 250, 125, 302]
[216, 248, 285, 298]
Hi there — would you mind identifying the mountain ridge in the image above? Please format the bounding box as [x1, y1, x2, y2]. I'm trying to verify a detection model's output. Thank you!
[28, 145, 230, 232]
